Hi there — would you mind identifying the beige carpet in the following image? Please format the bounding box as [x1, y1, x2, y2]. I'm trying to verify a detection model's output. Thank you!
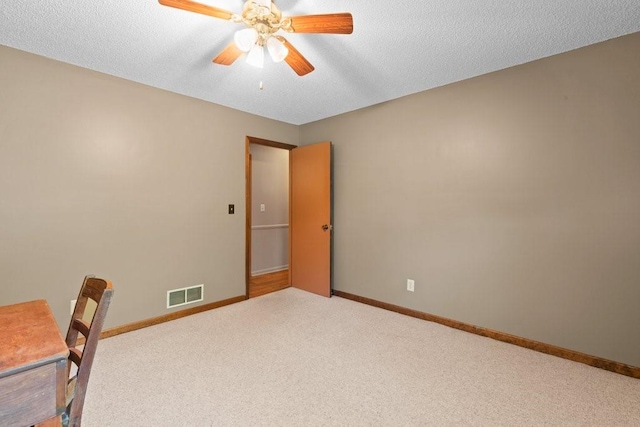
[84, 288, 640, 426]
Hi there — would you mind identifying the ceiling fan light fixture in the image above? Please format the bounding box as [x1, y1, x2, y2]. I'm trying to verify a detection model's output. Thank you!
[234, 28, 259, 52]
[158, 0, 353, 76]
[246, 43, 264, 68]
[266, 36, 288, 62]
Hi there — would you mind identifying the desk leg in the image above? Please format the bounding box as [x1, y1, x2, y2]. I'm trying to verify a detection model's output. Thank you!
[55, 358, 67, 415]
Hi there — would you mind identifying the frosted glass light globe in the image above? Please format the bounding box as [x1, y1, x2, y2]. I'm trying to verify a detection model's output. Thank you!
[246, 44, 264, 68]
[267, 37, 288, 62]
[234, 28, 259, 52]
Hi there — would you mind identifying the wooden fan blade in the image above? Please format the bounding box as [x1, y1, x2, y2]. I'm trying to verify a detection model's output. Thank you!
[288, 13, 353, 34]
[158, 0, 233, 20]
[278, 37, 314, 76]
[213, 42, 243, 65]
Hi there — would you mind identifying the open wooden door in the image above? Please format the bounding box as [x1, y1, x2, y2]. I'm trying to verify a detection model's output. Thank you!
[290, 141, 332, 297]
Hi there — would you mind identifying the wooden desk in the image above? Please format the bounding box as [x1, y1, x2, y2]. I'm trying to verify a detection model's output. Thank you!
[0, 300, 68, 426]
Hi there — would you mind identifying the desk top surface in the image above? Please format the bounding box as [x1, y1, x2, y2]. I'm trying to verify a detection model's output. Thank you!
[0, 299, 68, 376]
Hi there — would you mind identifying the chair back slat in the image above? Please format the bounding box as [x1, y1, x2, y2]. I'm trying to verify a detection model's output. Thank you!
[68, 347, 83, 368]
[71, 319, 91, 340]
[81, 280, 108, 305]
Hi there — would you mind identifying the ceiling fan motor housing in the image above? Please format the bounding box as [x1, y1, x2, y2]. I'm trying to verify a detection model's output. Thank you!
[243, 0, 282, 34]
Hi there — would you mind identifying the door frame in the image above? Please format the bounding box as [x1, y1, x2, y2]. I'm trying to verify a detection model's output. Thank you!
[245, 136, 297, 297]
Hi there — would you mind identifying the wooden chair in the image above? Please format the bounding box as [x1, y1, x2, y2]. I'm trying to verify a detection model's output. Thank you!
[37, 276, 114, 427]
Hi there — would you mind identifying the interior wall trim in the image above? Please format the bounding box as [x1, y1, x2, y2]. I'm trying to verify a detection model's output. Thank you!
[98, 295, 247, 340]
[251, 224, 289, 230]
[333, 290, 640, 379]
[252, 265, 289, 276]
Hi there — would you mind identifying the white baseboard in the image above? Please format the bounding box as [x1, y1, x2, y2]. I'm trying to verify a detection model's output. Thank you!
[251, 265, 289, 276]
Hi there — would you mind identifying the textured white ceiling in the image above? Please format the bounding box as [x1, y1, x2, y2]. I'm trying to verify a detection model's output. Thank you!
[1, 1, 639, 125]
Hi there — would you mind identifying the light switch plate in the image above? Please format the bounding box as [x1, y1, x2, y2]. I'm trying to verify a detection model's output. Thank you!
[407, 279, 415, 292]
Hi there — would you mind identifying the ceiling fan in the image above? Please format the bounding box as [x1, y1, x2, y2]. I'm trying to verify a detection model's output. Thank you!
[158, 0, 353, 76]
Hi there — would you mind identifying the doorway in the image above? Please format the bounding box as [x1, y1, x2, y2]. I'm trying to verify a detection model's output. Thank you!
[245, 136, 333, 299]
[245, 136, 296, 298]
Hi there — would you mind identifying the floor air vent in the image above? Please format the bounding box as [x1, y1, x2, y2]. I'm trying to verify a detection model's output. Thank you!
[167, 284, 204, 309]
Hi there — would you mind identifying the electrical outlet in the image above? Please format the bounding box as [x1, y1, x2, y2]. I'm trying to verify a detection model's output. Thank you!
[70, 299, 77, 315]
[407, 279, 415, 292]
[260, 204, 265, 212]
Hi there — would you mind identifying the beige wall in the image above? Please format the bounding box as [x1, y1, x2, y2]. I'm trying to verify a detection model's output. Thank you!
[2, 31, 639, 368]
[301, 32, 640, 367]
[0, 45, 299, 330]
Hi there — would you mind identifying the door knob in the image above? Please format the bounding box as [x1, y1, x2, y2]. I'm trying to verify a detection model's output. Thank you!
[322, 224, 331, 231]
